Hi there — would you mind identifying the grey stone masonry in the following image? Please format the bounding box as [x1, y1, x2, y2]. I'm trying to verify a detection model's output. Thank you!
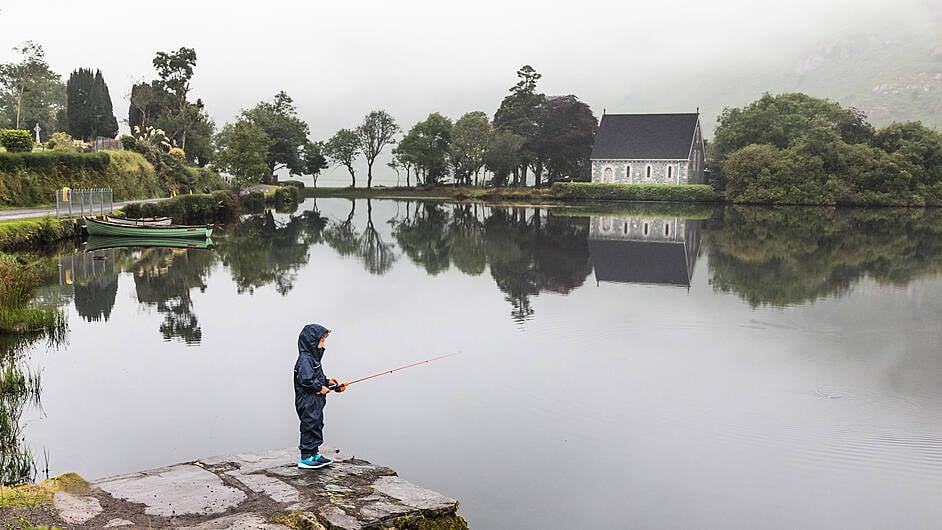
[591, 159, 691, 185]
[50, 446, 466, 529]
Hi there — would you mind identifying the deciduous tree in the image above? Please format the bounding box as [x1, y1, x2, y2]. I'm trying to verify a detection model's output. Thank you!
[242, 91, 311, 180]
[0, 41, 65, 141]
[355, 110, 400, 188]
[536, 95, 597, 184]
[397, 113, 453, 185]
[214, 119, 273, 189]
[451, 111, 491, 186]
[325, 128, 361, 187]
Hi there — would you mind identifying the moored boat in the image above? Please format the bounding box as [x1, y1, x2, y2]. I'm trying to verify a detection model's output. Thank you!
[85, 235, 213, 251]
[84, 216, 213, 238]
[104, 215, 173, 226]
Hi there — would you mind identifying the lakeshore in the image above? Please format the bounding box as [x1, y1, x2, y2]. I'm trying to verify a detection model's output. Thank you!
[1, 446, 466, 529]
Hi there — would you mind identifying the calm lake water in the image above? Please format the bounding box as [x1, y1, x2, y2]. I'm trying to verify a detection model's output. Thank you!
[15, 198, 942, 529]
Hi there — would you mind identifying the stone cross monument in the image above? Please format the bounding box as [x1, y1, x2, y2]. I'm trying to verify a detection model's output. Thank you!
[33, 123, 41, 142]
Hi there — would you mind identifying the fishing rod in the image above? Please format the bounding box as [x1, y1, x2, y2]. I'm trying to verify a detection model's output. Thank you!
[328, 352, 458, 392]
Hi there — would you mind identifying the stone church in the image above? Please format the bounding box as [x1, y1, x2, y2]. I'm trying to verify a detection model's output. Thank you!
[589, 112, 706, 185]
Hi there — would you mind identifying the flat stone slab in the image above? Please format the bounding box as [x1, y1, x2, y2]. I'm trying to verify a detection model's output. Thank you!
[52, 491, 102, 524]
[37, 447, 465, 529]
[95, 463, 248, 517]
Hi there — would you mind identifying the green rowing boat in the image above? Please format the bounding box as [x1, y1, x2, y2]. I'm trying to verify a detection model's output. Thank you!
[84, 216, 213, 238]
[85, 235, 214, 250]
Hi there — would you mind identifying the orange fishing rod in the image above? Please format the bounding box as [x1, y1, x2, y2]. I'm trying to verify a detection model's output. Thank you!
[328, 353, 458, 392]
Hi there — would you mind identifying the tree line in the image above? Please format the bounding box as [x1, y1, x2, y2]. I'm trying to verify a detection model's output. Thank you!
[711, 92, 942, 206]
[1, 41, 598, 190]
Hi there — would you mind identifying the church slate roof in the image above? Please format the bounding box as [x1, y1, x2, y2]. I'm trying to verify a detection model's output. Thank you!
[590, 113, 700, 160]
[589, 239, 692, 286]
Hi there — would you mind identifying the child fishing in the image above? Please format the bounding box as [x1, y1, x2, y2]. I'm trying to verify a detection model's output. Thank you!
[293, 323, 343, 469]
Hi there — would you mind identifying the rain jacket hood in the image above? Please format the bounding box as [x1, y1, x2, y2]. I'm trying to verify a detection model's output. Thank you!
[298, 323, 329, 363]
[295, 323, 329, 391]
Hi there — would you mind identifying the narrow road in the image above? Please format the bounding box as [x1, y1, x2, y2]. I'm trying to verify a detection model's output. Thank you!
[0, 197, 167, 221]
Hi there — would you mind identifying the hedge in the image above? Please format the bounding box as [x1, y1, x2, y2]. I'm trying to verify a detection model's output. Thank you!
[0, 150, 161, 207]
[551, 182, 719, 202]
[122, 190, 240, 225]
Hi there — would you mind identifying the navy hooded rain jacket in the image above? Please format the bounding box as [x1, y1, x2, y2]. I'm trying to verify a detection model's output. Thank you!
[294, 323, 329, 456]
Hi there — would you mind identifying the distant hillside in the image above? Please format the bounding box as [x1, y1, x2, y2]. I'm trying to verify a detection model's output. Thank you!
[630, 13, 942, 137]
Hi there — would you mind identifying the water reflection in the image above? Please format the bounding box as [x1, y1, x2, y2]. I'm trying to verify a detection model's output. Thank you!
[59, 249, 118, 322]
[217, 210, 327, 295]
[47, 201, 942, 335]
[589, 216, 701, 287]
[705, 207, 942, 306]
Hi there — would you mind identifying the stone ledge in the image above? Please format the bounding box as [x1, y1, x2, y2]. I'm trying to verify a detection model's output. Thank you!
[27, 446, 468, 529]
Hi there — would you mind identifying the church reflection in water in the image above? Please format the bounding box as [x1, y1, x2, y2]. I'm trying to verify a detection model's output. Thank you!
[588, 216, 701, 287]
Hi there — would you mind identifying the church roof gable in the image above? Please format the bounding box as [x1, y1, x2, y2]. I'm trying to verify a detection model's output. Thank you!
[590, 113, 700, 160]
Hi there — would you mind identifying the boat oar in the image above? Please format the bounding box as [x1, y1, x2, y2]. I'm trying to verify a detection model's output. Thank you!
[328, 353, 458, 393]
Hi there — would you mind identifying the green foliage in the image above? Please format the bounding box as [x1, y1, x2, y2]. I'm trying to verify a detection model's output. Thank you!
[494, 65, 546, 185]
[0, 150, 161, 207]
[0, 130, 33, 152]
[325, 128, 361, 186]
[45, 131, 78, 152]
[551, 182, 718, 202]
[0, 217, 76, 252]
[119, 134, 135, 151]
[0, 42, 66, 141]
[484, 130, 524, 186]
[281, 179, 305, 189]
[214, 119, 272, 188]
[536, 95, 597, 184]
[241, 91, 310, 177]
[397, 113, 453, 185]
[65, 68, 118, 141]
[122, 190, 238, 224]
[168, 147, 186, 161]
[451, 111, 491, 186]
[356, 110, 401, 188]
[712, 92, 875, 182]
[716, 93, 942, 205]
[128, 48, 214, 166]
[270, 185, 298, 208]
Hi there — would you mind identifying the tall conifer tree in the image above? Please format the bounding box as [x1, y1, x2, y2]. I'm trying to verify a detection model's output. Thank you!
[66, 68, 118, 140]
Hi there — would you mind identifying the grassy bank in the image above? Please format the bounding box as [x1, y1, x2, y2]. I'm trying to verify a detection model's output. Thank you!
[0, 151, 161, 207]
[0, 217, 78, 253]
[122, 186, 299, 224]
[300, 182, 720, 204]
[0, 251, 64, 336]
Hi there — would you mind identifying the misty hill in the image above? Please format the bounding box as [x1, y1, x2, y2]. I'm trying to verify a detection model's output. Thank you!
[631, 14, 942, 137]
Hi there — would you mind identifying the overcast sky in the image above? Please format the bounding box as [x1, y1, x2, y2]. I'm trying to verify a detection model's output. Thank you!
[1, 0, 937, 183]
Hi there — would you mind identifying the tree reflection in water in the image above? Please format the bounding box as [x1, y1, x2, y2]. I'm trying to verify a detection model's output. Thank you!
[131, 246, 217, 344]
[705, 206, 942, 307]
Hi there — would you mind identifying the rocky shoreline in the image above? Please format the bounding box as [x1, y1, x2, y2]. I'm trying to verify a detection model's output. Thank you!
[5, 446, 467, 529]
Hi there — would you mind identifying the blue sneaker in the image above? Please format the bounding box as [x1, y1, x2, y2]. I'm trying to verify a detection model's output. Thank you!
[298, 454, 333, 469]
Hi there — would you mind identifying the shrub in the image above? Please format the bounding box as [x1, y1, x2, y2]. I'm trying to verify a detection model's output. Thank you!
[119, 134, 136, 151]
[0, 130, 34, 153]
[270, 185, 298, 206]
[281, 179, 305, 190]
[45, 132, 80, 152]
[551, 182, 718, 202]
[168, 147, 186, 161]
[122, 190, 239, 224]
